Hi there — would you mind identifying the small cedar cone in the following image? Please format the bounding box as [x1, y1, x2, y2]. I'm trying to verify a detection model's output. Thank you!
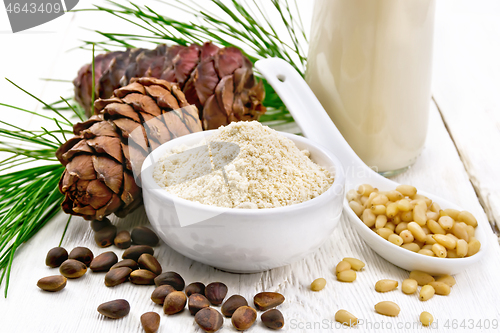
[73, 42, 266, 130]
[57, 78, 202, 220]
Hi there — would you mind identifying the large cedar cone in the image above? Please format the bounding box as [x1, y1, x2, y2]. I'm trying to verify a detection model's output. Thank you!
[74, 42, 266, 130]
[57, 77, 203, 220]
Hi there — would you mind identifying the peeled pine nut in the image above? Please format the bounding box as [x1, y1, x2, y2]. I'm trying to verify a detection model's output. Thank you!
[401, 211, 413, 222]
[418, 249, 435, 256]
[419, 285, 435, 301]
[364, 192, 378, 208]
[386, 190, 404, 201]
[358, 184, 374, 196]
[433, 235, 456, 250]
[401, 243, 420, 252]
[447, 250, 458, 258]
[362, 209, 376, 228]
[426, 211, 440, 221]
[421, 226, 431, 235]
[427, 219, 446, 235]
[443, 208, 460, 220]
[425, 234, 437, 245]
[438, 216, 454, 231]
[458, 211, 477, 227]
[465, 225, 475, 238]
[396, 185, 417, 197]
[422, 244, 433, 250]
[412, 194, 432, 206]
[372, 194, 389, 206]
[349, 201, 363, 217]
[310, 278, 326, 291]
[374, 301, 400, 316]
[446, 233, 459, 242]
[432, 243, 447, 258]
[393, 216, 402, 224]
[451, 222, 469, 242]
[388, 234, 403, 246]
[407, 222, 426, 242]
[413, 202, 427, 226]
[371, 205, 386, 215]
[386, 203, 399, 218]
[428, 281, 451, 295]
[400, 230, 414, 243]
[335, 310, 358, 326]
[467, 237, 481, 256]
[420, 311, 434, 326]
[385, 222, 396, 232]
[456, 239, 468, 257]
[376, 228, 393, 240]
[409, 271, 435, 286]
[337, 270, 356, 282]
[360, 196, 368, 205]
[335, 260, 351, 274]
[342, 258, 365, 271]
[375, 215, 388, 229]
[375, 279, 398, 292]
[436, 275, 456, 287]
[397, 199, 412, 212]
[346, 189, 359, 202]
[395, 222, 408, 235]
[402, 279, 418, 294]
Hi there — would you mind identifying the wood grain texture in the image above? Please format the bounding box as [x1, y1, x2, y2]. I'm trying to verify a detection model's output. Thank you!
[432, 0, 500, 232]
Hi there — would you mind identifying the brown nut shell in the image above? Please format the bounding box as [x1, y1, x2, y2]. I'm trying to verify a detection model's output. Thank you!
[110, 259, 138, 271]
[205, 282, 228, 305]
[195, 307, 224, 333]
[94, 225, 117, 248]
[97, 299, 130, 319]
[131, 226, 159, 246]
[90, 217, 112, 232]
[105, 267, 132, 287]
[68, 247, 94, 267]
[231, 306, 257, 330]
[130, 269, 157, 285]
[254, 292, 285, 311]
[186, 282, 206, 296]
[141, 312, 160, 333]
[59, 259, 87, 279]
[163, 291, 187, 315]
[122, 245, 154, 261]
[45, 247, 68, 268]
[114, 230, 132, 249]
[138, 253, 162, 275]
[261, 309, 285, 329]
[151, 284, 176, 305]
[221, 295, 248, 317]
[188, 293, 211, 315]
[154, 271, 185, 290]
[90, 251, 118, 272]
[37, 275, 67, 292]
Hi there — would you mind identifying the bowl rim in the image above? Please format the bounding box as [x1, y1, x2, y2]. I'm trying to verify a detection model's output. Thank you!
[343, 190, 488, 266]
[141, 130, 345, 216]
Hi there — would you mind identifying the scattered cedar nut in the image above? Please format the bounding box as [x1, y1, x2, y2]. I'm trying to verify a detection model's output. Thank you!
[90, 251, 118, 272]
[114, 230, 132, 249]
[254, 292, 285, 311]
[45, 247, 68, 268]
[221, 295, 248, 317]
[261, 309, 285, 330]
[231, 306, 257, 331]
[131, 226, 159, 247]
[130, 269, 157, 285]
[154, 271, 185, 290]
[90, 218, 112, 232]
[122, 245, 154, 261]
[68, 247, 94, 267]
[94, 225, 117, 248]
[105, 267, 132, 287]
[59, 259, 87, 279]
[205, 282, 228, 306]
[185, 282, 206, 297]
[37, 275, 67, 292]
[110, 259, 138, 271]
[138, 253, 162, 275]
[151, 284, 176, 305]
[163, 291, 187, 315]
[97, 299, 130, 319]
[141, 312, 161, 333]
[195, 307, 224, 333]
[188, 294, 211, 315]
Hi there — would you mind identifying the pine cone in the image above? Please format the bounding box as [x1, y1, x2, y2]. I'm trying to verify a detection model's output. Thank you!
[73, 42, 266, 130]
[58, 78, 202, 220]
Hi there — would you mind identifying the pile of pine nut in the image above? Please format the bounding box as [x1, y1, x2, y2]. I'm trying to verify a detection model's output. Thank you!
[347, 184, 481, 258]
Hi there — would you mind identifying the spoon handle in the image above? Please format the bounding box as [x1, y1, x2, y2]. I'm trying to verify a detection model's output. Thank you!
[255, 58, 373, 182]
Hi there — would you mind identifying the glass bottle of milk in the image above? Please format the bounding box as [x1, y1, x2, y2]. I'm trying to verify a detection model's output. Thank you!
[306, 0, 436, 175]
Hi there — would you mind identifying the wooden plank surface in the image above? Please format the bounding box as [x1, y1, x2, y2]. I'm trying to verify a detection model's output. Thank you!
[1, 1, 500, 333]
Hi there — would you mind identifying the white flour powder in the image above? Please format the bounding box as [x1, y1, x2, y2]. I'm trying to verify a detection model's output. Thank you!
[153, 121, 334, 208]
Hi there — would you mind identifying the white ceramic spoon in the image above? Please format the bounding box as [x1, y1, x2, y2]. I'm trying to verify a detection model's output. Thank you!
[256, 58, 488, 274]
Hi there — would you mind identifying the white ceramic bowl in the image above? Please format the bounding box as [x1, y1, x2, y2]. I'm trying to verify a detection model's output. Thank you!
[141, 130, 345, 273]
